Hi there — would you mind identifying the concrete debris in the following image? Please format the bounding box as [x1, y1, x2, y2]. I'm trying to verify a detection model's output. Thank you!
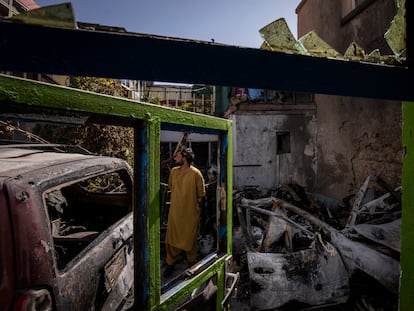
[259, 18, 307, 55]
[299, 31, 342, 59]
[261, 8, 406, 64]
[384, 0, 406, 57]
[344, 42, 366, 60]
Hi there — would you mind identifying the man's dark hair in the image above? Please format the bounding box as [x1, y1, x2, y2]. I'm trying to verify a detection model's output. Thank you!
[181, 147, 195, 164]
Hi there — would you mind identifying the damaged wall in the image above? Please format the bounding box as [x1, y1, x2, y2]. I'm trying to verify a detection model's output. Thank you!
[297, 0, 397, 55]
[315, 95, 402, 197]
[231, 110, 316, 191]
[297, 0, 402, 199]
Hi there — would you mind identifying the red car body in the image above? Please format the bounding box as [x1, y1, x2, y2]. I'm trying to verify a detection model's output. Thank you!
[0, 144, 134, 310]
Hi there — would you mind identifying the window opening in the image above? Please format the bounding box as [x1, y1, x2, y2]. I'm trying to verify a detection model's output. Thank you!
[276, 131, 291, 154]
[44, 170, 132, 270]
[160, 132, 221, 290]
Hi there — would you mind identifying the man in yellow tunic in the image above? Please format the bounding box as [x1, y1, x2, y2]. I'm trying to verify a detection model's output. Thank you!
[164, 147, 206, 277]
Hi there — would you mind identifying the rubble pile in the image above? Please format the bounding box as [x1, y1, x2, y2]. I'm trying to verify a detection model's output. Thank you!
[231, 176, 401, 311]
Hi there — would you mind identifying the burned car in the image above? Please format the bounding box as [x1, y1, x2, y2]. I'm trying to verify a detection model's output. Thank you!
[0, 143, 134, 310]
[232, 181, 401, 310]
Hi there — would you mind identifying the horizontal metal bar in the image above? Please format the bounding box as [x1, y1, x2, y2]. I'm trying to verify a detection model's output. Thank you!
[0, 74, 231, 131]
[0, 20, 413, 101]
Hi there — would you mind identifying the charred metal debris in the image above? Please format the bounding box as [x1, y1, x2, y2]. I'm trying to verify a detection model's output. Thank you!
[231, 176, 401, 311]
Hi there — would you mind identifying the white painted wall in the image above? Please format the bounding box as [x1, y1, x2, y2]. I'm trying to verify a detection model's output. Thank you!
[231, 111, 316, 191]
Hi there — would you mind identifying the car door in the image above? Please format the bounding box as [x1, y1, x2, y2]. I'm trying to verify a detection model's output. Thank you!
[43, 169, 134, 310]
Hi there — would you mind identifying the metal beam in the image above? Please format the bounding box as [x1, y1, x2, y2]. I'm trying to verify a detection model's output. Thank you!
[0, 74, 231, 131]
[0, 20, 413, 101]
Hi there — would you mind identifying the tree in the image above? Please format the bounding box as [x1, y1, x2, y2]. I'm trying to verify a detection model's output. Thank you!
[33, 76, 134, 166]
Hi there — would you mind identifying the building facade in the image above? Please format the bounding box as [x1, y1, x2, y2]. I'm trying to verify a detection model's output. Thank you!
[297, 0, 402, 199]
[218, 84, 317, 192]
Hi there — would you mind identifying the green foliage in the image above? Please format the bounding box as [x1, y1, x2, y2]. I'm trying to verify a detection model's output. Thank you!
[72, 77, 133, 166]
[80, 172, 127, 193]
[32, 123, 134, 165]
[72, 76, 129, 98]
[179, 101, 193, 111]
[76, 124, 133, 165]
[32, 76, 134, 166]
[141, 94, 160, 105]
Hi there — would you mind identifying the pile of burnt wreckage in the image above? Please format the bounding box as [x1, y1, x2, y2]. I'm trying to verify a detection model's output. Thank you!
[231, 176, 401, 311]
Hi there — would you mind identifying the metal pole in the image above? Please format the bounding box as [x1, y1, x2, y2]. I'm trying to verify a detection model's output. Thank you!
[8, 0, 13, 17]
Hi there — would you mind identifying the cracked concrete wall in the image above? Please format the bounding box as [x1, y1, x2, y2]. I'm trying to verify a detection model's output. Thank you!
[231, 111, 316, 191]
[315, 95, 402, 198]
[297, 0, 402, 199]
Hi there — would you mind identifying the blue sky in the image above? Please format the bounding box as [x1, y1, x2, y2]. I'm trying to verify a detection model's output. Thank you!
[36, 0, 301, 48]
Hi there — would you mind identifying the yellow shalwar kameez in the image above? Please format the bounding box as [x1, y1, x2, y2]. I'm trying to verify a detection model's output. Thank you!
[165, 165, 205, 265]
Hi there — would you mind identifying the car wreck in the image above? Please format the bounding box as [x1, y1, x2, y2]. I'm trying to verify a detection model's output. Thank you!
[232, 179, 401, 310]
[0, 143, 134, 310]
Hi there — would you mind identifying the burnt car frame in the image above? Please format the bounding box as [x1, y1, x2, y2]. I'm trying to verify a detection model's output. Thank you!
[0, 143, 134, 310]
[234, 192, 400, 310]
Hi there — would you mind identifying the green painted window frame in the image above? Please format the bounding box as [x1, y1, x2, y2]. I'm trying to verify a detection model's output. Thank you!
[0, 74, 233, 310]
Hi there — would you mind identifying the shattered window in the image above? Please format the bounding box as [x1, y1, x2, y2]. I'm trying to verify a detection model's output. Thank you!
[44, 170, 132, 270]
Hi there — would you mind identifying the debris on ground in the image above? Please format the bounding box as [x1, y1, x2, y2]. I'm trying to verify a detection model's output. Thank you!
[231, 177, 401, 311]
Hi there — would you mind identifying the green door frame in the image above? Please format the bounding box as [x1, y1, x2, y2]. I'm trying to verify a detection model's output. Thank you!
[0, 74, 233, 310]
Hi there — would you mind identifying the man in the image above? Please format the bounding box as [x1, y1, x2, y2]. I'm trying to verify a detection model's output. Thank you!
[164, 147, 206, 278]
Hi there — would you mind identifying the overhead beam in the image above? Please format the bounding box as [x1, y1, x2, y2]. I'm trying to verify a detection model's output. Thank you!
[0, 20, 412, 101]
